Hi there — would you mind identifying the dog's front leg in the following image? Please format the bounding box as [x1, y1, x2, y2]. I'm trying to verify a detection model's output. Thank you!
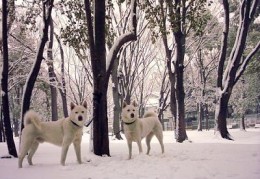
[61, 138, 72, 166]
[61, 144, 70, 166]
[127, 140, 132, 159]
[73, 138, 82, 164]
[137, 139, 143, 154]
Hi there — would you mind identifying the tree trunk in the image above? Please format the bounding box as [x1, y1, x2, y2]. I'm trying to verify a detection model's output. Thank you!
[174, 31, 188, 142]
[13, 119, 19, 137]
[93, 90, 110, 156]
[170, 80, 177, 138]
[0, 110, 5, 142]
[158, 68, 170, 130]
[139, 62, 145, 118]
[1, 0, 18, 157]
[168, 56, 177, 138]
[161, 26, 177, 138]
[197, 102, 203, 131]
[215, 91, 232, 140]
[89, 0, 110, 156]
[197, 49, 205, 131]
[112, 58, 123, 140]
[47, 17, 58, 121]
[205, 104, 209, 130]
[55, 33, 68, 118]
[20, 0, 54, 130]
[240, 114, 246, 131]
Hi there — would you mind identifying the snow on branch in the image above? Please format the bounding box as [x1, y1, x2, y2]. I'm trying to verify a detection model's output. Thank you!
[249, 0, 258, 19]
[106, 0, 137, 74]
[234, 40, 260, 84]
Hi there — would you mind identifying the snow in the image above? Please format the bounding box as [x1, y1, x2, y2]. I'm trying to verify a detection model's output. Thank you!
[1, 128, 260, 179]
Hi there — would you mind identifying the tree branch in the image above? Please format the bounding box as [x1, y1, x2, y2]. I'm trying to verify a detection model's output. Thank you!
[217, 0, 229, 89]
[234, 40, 260, 84]
[84, 0, 95, 63]
[105, 0, 137, 79]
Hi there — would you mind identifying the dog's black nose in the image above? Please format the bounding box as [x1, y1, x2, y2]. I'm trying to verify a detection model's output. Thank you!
[78, 115, 83, 121]
[131, 113, 134, 118]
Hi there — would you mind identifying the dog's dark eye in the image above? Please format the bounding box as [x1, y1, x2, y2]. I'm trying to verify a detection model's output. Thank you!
[75, 111, 78, 114]
[127, 109, 130, 112]
[133, 109, 135, 112]
[82, 111, 84, 113]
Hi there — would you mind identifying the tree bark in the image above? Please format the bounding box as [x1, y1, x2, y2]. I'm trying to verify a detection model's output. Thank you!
[20, 0, 54, 130]
[215, 91, 232, 139]
[92, 0, 109, 156]
[197, 49, 205, 131]
[0, 112, 5, 142]
[1, 0, 18, 157]
[47, 17, 58, 121]
[205, 104, 209, 130]
[55, 33, 68, 118]
[240, 114, 246, 131]
[174, 30, 188, 142]
[197, 102, 203, 131]
[112, 58, 123, 140]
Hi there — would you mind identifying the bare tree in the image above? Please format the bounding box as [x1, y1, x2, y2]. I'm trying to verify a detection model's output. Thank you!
[46, 17, 58, 121]
[215, 0, 260, 139]
[20, 0, 54, 130]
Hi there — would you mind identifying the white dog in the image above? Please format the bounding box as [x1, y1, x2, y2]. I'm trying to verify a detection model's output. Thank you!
[18, 101, 88, 168]
[121, 101, 164, 159]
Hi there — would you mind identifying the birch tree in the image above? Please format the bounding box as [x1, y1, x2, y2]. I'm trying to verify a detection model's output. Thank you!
[215, 0, 260, 139]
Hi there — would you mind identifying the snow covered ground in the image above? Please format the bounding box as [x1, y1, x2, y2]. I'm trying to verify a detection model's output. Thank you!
[1, 128, 260, 179]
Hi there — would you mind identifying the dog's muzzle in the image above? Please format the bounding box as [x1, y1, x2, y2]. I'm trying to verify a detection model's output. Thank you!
[78, 115, 83, 121]
[130, 113, 135, 118]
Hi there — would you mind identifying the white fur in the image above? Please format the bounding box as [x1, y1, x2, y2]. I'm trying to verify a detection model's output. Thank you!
[121, 101, 164, 159]
[18, 102, 88, 168]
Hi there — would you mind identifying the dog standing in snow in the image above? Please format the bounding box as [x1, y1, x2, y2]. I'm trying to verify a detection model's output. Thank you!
[121, 101, 164, 159]
[18, 101, 88, 168]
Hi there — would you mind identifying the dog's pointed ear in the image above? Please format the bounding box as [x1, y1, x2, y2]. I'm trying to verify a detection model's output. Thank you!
[70, 102, 76, 110]
[122, 101, 127, 108]
[132, 100, 137, 107]
[82, 101, 87, 109]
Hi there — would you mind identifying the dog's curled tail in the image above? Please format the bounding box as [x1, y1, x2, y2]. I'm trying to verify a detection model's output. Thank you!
[143, 111, 158, 118]
[24, 110, 42, 130]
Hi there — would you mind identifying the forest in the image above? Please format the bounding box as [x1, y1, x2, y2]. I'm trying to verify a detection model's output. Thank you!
[0, 0, 259, 158]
